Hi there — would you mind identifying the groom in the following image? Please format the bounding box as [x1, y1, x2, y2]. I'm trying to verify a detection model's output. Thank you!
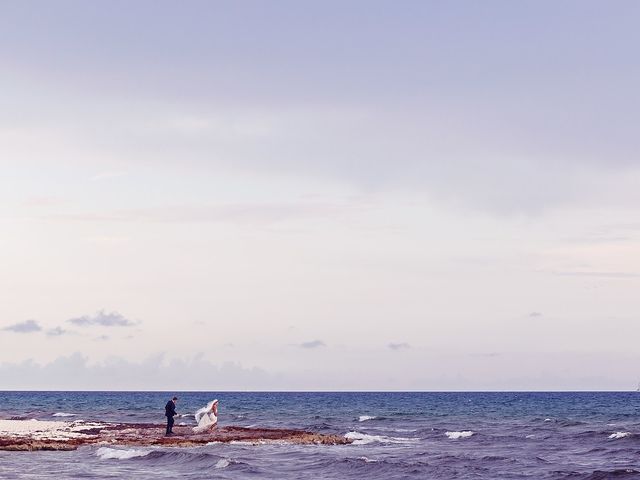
[165, 396, 178, 435]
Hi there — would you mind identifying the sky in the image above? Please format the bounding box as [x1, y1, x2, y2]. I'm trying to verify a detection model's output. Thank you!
[1, 1, 639, 390]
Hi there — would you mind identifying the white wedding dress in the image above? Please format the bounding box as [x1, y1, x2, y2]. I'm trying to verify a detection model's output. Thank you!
[193, 400, 218, 433]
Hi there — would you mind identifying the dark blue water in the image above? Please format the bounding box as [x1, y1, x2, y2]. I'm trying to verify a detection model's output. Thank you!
[1, 392, 640, 479]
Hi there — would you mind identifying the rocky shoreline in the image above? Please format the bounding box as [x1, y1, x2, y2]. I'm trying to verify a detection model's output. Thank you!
[0, 420, 351, 451]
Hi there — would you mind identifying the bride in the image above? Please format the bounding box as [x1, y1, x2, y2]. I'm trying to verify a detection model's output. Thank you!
[193, 399, 218, 433]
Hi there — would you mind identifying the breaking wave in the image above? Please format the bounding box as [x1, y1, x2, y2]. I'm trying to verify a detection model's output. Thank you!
[358, 456, 378, 463]
[345, 431, 418, 445]
[358, 415, 377, 422]
[96, 447, 150, 460]
[445, 431, 474, 439]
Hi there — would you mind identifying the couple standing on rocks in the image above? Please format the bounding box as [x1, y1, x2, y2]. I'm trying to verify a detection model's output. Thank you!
[165, 396, 219, 436]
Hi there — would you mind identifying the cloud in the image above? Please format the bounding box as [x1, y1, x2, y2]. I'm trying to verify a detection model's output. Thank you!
[388, 342, 410, 351]
[528, 312, 543, 318]
[4, 3, 640, 215]
[39, 201, 354, 226]
[90, 171, 126, 181]
[0, 353, 273, 390]
[298, 340, 325, 349]
[46, 327, 69, 337]
[68, 310, 136, 327]
[1, 350, 640, 390]
[46, 103, 638, 216]
[23, 196, 65, 207]
[2, 319, 41, 333]
[552, 271, 640, 279]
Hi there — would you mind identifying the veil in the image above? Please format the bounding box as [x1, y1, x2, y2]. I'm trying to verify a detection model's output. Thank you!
[193, 399, 218, 433]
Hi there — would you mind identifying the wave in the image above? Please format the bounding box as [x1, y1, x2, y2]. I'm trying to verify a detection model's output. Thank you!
[307, 422, 334, 430]
[95, 448, 242, 469]
[230, 440, 267, 445]
[345, 431, 418, 445]
[445, 431, 474, 439]
[96, 447, 150, 460]
[578, 447, 607, 455]
[608, 431, 632, 440]
[52, 412, 76, 417]
[358, 456, 378, 463]
[358, 416, 377, 422]
[364, 426, 417, 433]
[481, 455, 509, 461]
[558, 419, 587, 427]
[579, 469, 640, 479]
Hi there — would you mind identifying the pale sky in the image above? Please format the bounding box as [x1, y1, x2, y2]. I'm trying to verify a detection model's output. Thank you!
[1, 1, 639, 390]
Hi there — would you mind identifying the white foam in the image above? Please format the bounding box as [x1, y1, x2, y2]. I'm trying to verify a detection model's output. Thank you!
[96, 447, 150, 460]
[445, 431, 474, 439]
[358, 415, 377, 422]
[215, 458, 231, 469]
[0, 419, 104, 440]
[52, 412, 76, 417]
[544, 418, 552, 422]
[609, 431, 632, 439]
[345, 431, 418, 445]
[358, 456, 378, 463]
[362, 426, 417, 433]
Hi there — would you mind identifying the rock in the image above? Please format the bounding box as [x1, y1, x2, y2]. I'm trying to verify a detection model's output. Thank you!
[0, 420, 351, 451]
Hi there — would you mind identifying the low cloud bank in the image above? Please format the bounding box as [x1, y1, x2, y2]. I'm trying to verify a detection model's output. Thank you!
[1, 351, 638, 391]
[0, 353, 273, 391]
[299, 340, 325, 349]
[388, 342, 411, 351]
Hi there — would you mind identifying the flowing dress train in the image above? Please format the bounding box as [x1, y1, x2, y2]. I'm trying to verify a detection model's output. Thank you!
[193, 400, 218, 433]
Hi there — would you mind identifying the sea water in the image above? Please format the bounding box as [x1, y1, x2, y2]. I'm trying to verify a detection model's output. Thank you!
[1, 391, 640, 479]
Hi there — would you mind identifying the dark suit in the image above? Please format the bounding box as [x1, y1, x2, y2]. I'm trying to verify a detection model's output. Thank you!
[165, 400, 177, 434]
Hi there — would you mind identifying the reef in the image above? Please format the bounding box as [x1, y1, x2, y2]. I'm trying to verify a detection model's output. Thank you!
[0, 419, 351, 451]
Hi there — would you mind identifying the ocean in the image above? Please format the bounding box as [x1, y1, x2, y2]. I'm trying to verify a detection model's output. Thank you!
[1, 391, 639, 479]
